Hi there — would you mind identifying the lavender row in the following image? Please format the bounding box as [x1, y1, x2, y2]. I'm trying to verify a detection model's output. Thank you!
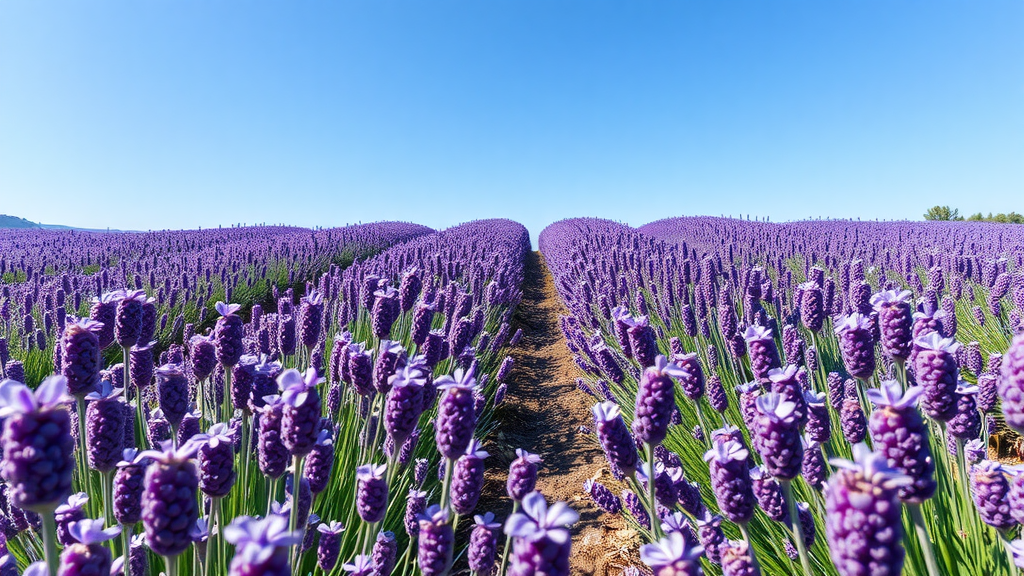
[0, 222, 433, 384]
[0, 219, 577, 576]
[541, 216, 1024, 576]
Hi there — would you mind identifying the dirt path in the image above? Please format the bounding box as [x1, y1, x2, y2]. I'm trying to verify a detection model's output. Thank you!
[484, 251, 639, 575]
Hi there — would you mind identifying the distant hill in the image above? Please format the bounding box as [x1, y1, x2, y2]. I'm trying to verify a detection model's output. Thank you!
[0, 214, 122, 233]
[0, 214, 42, 229]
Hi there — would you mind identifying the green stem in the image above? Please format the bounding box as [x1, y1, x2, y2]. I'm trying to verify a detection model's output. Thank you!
[205, 500, 217, 576]
[398, 539, 415, 576]
[497, 501, 521, 576]
[165, 554, 177, 576]
[75, 396, 89, 487]
[694, 404, 712, 450]
[267, 477, 279, 517]
[122, 525, 133, 576]
[1001, 530, 1021, 574]
[103, 470, 114, 528]
[222, 369, 233, 423]
[239, 412, 251, 505]
[440, 458, 453, 511]
[737, 522, 761, 573]
[908, 503, 942, 576]
[782, 480, 813, 576]
[42, 512, 59, 576]
[288, 455, 305, 566]
[644, 443, 663, 539]
[76, 397, 90, 470]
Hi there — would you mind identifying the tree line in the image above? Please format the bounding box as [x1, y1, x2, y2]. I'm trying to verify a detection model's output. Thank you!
[924, 205, 1024, 224]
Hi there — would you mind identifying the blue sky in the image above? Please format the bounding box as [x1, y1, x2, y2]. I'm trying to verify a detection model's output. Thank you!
[1, 1, 1021, 242]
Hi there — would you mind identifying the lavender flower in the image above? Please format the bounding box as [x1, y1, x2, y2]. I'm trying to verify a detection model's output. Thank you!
[640, 531, 705, 576]
[356, 464, 389, 523]
[384, 363, 427, 451]
[113, 449, 148, 525]
[767, 365, 807, 427]
[672, 353, 705, 401]
[835, 313, 876, 379]
[197, 423, 234, 498]
[825, 445, 912, 576]
[695, 512, 725, 565]
[405, 489, 427, 538]
[0, 376, 75, 511]
[59, 519, 121, 576]
[840, 397, 867, 444]
[55, 493, 89, 546]
[871, 290, 914, 361]
[343, 555, 374, 576]
[948, 384, 981, 440]
[372, 531, 398, 576]
[189, 335, 217, 382]
[583, 479, 621, 514]
[750, 466, 786, 522]
[258, 396, 288, 479]
[139, 440, 202, 557]
[802, 439, 826, 489]
[707, 375, 729, 413]
[298, 290, 324, 349]
[638, 461, 680, 509]
[743, 325, 781, 382]
[623, 489, 650, 529]
[451, 440, 488, 516]
[434, 366, 478, 460]
[703, 440, 755, 524]
[507, 449, 542, 502]
[721, 540, 759, 576]
[417, 506, 454, 576]
[799, 282, 824, 332]
[624, 315, 660, 368]
[977, 373, 998, 414]
[304, 429, 335, 495]
[1001, 334, 1024, 433]
[805, 391, 830, 443]
[89, 293, 118, 350]
[914, 333, 961, 422]
[633, 356, 686, 447]
[62, 319, 103, 397]
[223, 515, 302, 576]
[752, 393, 803, 480]
[84, 381, 125, 472]
[129, 342, 155, 393]
[115, 290, 146, 349]
[278, 368, 323, 456]
[971, 460, 1015, 531]
[468, 512, 502, 575]
[214, 302, 245, 368]
[317, 522, 346, 572]
[504, 492, 578, 576]
[151, 365, 189, 433]
[373, 340, 405, 395]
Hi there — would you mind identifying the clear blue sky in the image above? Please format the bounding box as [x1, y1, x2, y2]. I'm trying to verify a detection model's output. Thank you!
[1, 1, 1021, 243]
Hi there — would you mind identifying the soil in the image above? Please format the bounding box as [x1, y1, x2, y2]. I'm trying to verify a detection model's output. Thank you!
[483, 251, 640, 576]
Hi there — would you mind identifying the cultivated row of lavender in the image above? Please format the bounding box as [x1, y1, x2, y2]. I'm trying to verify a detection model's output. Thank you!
[0, 222, 433, 384]
[0, 219, 578, 576]
[540, 216, 1024, 576]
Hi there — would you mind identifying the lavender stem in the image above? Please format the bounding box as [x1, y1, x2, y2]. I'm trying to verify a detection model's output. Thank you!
[782, 480, 813, 576]
[908, 503, 941, 576]
[42, 512, 59, 576]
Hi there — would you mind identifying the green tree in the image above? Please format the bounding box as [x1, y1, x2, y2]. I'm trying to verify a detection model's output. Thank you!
[923, 206, 962, 221]
[964, 211, 1024, 224]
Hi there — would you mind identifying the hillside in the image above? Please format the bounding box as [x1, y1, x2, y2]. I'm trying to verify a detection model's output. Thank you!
[0, 214, 42, 229]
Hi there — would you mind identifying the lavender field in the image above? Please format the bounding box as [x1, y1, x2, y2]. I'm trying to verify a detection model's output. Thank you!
[1, 215, 1023, 576]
